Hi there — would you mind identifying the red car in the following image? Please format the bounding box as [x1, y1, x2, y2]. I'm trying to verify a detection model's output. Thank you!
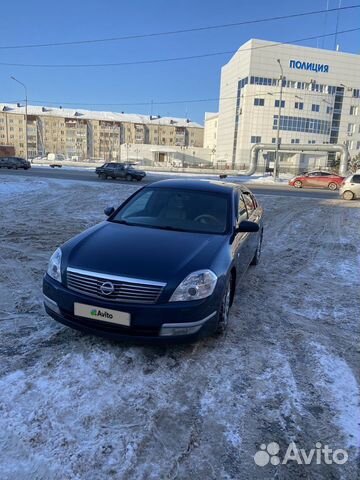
[289, 171, 345, 190]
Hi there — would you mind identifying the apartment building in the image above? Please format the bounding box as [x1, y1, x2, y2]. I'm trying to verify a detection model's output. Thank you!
[0, 104, 204, 160]
[203, 112, 218, 150]
[212, 39, 360, 169]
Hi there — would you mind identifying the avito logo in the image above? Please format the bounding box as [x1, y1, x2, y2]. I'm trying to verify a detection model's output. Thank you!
[90, 309, 113, 319]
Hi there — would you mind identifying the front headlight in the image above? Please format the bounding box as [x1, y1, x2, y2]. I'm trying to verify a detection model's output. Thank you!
[169, 269, 217, 302]
[47, 248, 62, 283]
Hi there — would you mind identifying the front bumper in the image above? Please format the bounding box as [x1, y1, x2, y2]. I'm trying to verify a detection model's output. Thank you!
[43, 274, 219, 343]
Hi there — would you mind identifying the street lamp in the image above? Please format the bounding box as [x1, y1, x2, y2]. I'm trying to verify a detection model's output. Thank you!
[11, 76, 28, 160]
[273, 59, 284, 180]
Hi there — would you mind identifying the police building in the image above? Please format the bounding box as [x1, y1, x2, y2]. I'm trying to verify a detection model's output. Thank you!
[210, 39, 360, 171]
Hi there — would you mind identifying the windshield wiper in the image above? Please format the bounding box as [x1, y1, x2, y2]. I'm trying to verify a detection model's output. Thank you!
[111, 219, 135, 226]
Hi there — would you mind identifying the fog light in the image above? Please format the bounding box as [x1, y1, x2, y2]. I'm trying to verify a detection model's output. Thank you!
[43, 295, 61, 315]
[159, 325, 202, 336]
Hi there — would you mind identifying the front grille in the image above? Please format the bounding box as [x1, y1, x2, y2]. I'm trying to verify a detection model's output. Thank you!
[66, 268, 165, 304]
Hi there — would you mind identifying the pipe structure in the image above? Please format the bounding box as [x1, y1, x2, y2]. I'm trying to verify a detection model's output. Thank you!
[237, 143, 349, 177]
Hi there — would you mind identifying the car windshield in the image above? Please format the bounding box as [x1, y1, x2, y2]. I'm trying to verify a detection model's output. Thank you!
[111, 188, 229, 234]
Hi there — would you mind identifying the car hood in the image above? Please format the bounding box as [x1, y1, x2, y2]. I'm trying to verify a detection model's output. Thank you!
[62, 221, 227, 283]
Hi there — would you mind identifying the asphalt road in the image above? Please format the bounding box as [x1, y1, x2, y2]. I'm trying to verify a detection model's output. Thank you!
[0, 166, 340, 199]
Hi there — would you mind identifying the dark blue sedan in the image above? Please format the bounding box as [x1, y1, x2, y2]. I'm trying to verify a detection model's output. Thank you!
[43, 179, 263, 342]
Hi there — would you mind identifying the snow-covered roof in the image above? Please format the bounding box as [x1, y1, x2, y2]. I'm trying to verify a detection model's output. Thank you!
[0, 103, 203, 128]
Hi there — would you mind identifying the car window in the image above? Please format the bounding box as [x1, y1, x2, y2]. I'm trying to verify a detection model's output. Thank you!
[112, 187, 230, 234]
[238, 194, 248, 222]
[122, 190, 153, 216]
[243, 193, 255, 215]
[352, 175, 360, 184]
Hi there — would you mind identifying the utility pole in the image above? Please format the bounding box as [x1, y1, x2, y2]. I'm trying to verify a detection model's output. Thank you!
[273, 59, 283, 181]
[11, 76, 28, 160]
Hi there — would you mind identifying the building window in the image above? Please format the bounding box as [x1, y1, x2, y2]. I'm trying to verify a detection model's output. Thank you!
[272, 137, 281, 144]
[311, 104, 320, 112]
[273, 115, 331, 135]
[250, 136, 261, 143]
[350, 106, 358, 115]
[254, 98, 265, 106]
[308, 140, 316, 144]
[347, 123, 355, 135]
[295, 102, 303, 110]
[356, 141, 360, 150]
[326, 106, 333, 114]
[275, 100, 285, 108]
[291, 138, 300, 144]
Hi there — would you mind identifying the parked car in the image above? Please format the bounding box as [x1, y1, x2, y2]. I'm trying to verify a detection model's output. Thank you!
[288, 171, 344, 190]
[339, 173, 360, 200]
[95, 163, 146, 181]
[43, 179, 263, 342]
[0, 156, 31, 170]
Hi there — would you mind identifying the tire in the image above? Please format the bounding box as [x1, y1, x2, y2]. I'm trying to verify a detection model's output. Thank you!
[343, 190, 354, 201]
[215, 278, 232, 335]
[328, 182, 337, 191]
[294, 180, 302, 188]
[250, 230, 263, 266]
[136, 178, 142, 182]
[125, 174, 133, 182]
[99, 173, 107, 180]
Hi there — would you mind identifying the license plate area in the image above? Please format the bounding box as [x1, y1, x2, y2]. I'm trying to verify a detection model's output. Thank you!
[74, 303, 130, 326]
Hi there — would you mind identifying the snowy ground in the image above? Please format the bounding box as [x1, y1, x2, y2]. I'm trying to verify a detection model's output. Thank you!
[0, 175, 359, 479]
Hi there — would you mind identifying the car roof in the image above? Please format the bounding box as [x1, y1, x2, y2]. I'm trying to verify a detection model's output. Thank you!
[147, 178, 252, 194]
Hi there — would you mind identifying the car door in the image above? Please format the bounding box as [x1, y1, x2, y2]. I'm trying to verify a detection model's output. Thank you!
[105, 164, 116, 177]
[349, 174, 360, 197]
[306, 172, 321, 187]
[233, 191, 252, 277]
[116, 165, 126, 179]
[316, 172, 331, 188]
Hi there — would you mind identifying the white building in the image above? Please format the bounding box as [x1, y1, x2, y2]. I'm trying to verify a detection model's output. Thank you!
[203, 112, 218, 150]
[213, 39, 360, 171]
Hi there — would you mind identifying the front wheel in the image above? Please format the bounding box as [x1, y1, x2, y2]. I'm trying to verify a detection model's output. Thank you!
[99, 173, 107, 180]
[125, 174, 133, 182]
[294, 180, 302, 188]
[328, 182, 337, 191]
[343, 190, 354, 201]
[215, 280, 232, 335]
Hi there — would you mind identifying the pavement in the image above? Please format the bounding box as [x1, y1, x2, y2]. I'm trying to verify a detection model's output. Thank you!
[0, 166, 341, 200]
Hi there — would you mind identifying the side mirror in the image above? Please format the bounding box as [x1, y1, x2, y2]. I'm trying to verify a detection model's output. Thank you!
[104, 206, 115, 217]
[236, 220, 260, 233]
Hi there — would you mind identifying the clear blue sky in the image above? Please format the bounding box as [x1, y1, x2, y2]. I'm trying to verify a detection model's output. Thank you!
[1, 0, 359, 123]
